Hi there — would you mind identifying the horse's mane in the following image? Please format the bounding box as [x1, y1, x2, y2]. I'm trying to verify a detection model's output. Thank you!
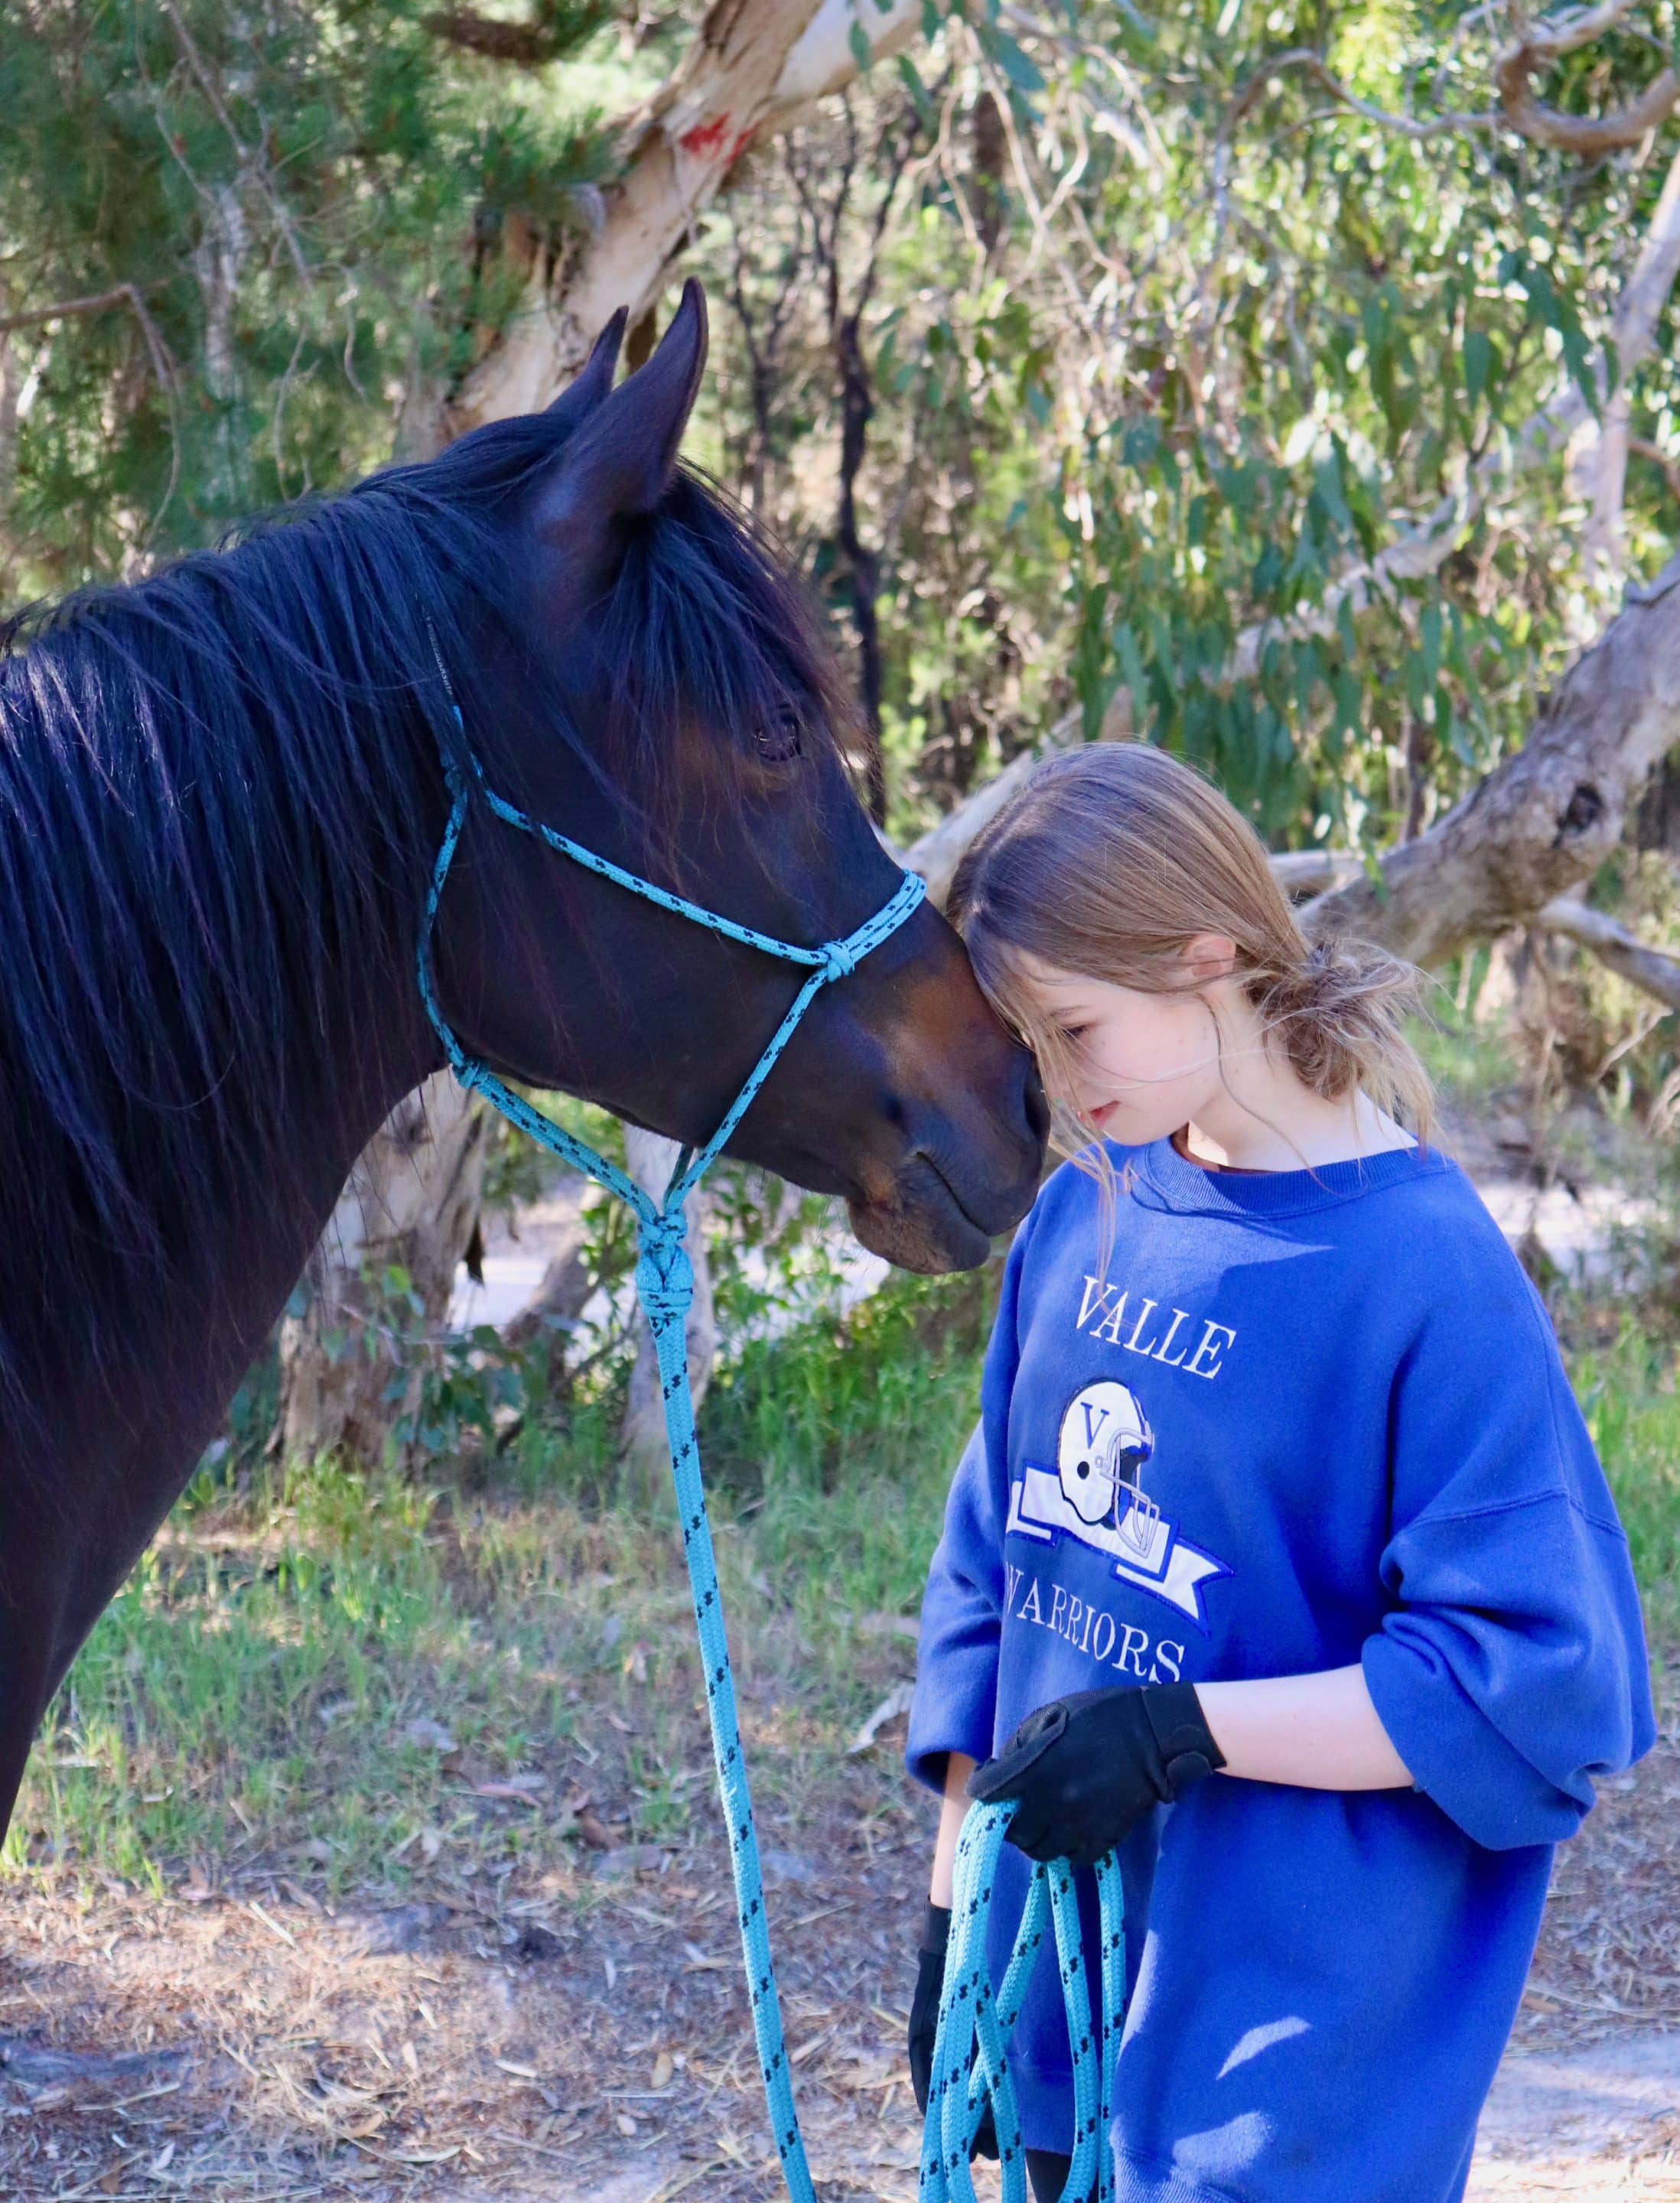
[0, 411, 845, 1421]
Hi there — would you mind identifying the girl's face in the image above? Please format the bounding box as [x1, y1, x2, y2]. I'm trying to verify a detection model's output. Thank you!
[1011, 942, 1239, 1147]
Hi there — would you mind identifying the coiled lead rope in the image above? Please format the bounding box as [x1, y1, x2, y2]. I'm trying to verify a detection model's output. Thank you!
[920, 1807, 1125, 2203]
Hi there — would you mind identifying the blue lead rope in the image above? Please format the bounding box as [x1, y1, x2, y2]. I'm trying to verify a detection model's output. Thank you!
[923, 1809, 1126, 2203]
[415, 700, 1124, 2203]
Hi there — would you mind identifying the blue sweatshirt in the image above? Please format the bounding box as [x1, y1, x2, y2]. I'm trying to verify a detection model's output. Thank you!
[907, 1137, 1653, 2203]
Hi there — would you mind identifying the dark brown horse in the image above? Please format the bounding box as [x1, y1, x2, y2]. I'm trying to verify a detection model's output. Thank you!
[0, 282, 1045, 1850]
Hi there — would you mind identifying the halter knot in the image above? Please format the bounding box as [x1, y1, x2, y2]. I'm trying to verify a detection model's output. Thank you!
[636, 1211, 695, 1329]
[819, 937, 859, 983]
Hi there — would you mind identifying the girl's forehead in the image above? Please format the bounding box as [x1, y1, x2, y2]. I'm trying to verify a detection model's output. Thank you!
[1011, 949, 1117, 1001]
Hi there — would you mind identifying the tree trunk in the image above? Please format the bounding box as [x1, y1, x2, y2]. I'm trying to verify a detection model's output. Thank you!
[907, 574, 1680, 1016]
[273, 1072, 487, 1464]
[442, 0, 920, 439]
[1300, 556, 1680, 966]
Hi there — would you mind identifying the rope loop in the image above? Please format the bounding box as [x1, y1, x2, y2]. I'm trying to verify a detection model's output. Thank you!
[820, 937, 860, 982]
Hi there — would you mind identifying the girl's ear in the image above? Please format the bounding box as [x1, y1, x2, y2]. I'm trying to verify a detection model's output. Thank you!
[1181, 931, 1239, 988]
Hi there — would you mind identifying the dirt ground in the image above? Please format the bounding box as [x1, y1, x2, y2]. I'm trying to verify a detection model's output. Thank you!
[2, 1671, 1676, 2203]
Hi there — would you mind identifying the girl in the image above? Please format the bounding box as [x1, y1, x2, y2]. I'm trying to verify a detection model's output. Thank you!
[904, 744, 1653, 2203]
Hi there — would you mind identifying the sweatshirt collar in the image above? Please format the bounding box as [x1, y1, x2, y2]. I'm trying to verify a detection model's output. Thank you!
[1128, 1133, 1449, 1220]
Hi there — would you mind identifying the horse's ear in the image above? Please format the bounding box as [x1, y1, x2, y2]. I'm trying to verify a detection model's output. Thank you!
[532, 280, 708, 564]
[545, 308, 627, 430]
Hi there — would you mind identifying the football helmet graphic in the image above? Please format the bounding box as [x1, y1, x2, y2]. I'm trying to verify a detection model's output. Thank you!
[1054, 1379, 1154, 1529]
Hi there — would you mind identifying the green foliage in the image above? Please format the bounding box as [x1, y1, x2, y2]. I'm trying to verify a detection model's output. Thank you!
[10, 1264, 986, 1885]
[1577, 1329, 1680, 1639]
[700, 0, 1680, 869]
[0, 0, 622, 590]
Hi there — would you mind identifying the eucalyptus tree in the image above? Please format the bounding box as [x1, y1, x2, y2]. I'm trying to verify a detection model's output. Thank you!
[700, 0, 1680, 1022]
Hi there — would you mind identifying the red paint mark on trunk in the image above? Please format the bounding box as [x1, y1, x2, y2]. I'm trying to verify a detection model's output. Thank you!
[678, 114, 733, 158]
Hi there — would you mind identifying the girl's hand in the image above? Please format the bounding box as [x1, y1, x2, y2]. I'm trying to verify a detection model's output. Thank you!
[907, 1902, 998, 2159]
[966, 1683, 1224, 1866]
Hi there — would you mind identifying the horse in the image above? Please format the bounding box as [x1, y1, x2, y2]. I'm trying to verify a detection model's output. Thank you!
[0, 280, 1047, 1856]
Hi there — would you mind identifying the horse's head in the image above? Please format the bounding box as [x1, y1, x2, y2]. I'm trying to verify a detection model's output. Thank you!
[427, 282, 1046, 1271]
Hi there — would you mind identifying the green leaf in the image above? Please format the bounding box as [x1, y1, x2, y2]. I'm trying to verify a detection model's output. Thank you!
[988, 28, 1046, 93]
[848, 18, 872, 72]
[1420, 599, 1442, 687]
[1463, 327, 1490, 408]
[1403, 649, 1429, 719]
[1115, 620, 1149, 713]
[895, 52, 935, 127]
[1333, 666, 1363, 742]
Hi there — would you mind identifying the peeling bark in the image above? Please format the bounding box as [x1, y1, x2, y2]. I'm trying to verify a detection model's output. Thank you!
[446, 0, 828, 434]
[444, 0, 918, 437]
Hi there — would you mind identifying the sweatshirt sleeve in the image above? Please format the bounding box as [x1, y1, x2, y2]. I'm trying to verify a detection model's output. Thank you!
[1362, 1251, 1655, 1851]
[904, 1210, 1036, 1795]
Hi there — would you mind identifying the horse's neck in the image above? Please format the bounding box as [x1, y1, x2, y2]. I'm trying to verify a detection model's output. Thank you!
[52, 688, 439, 1556]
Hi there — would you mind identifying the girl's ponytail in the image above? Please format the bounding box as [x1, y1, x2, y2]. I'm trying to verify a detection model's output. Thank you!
[1255, 937, 1433, 1144]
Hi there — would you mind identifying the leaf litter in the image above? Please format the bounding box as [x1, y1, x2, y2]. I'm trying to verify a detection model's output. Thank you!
[2, 1563, 1675, 2201]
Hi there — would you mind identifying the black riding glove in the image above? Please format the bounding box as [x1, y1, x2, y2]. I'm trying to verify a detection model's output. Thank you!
[908, 1901, 998, 2159]
[966, 1683, 1224, 1867]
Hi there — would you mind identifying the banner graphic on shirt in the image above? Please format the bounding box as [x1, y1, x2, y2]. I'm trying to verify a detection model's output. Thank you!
[1006, 1377, 1229, 1629]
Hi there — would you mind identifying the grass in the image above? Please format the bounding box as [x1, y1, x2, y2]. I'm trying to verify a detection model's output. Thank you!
[1577, 1327, 1680, 1645]
[8, 1223, 1676, 1900]
[5, 1264, 992, 1895]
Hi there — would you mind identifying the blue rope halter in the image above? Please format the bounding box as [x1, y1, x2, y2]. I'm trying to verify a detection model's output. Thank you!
[415, 693, 1125, 2203]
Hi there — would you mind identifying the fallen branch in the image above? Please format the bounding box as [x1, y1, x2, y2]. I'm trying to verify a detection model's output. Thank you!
[1301, 554, 1680, 967]
[905, 710, 1078, 905]
[1532, 896, 1680, 1011]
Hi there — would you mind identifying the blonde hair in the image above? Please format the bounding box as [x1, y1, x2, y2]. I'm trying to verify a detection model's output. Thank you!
[949, 744, 1433, 1167]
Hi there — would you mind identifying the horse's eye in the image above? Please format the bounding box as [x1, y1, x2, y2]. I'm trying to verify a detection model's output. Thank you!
[754, 710, 803, 763]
